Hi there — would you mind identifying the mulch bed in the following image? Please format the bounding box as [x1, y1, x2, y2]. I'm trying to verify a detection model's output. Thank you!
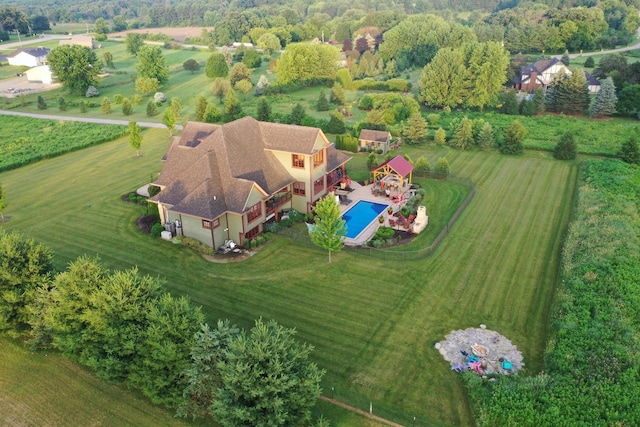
[136, 214, 158, 234]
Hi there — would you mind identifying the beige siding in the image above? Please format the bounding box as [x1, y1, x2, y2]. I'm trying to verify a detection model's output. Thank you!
[291, 195, 309, 213]
[176, 214, 214, 247]
[245, 186, 265, 210]
[227, 214, 244, 244]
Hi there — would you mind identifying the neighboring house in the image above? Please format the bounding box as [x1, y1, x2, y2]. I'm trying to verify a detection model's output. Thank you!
[515, 57, 600, 94]
[6, 47, 50, 67]
[25, 65, 52, 84]
[59, 35, 97, 49]
[149, 117, 352, 248]
[358, 129, 392, 154]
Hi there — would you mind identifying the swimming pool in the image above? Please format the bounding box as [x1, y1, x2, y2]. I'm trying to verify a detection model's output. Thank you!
[342, 200, 388, 239]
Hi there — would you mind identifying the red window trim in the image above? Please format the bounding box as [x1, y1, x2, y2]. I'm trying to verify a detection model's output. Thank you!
[292, 154, 305, 169]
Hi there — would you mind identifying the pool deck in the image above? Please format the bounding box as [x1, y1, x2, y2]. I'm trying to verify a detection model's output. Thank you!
[337, 181, 413, 246]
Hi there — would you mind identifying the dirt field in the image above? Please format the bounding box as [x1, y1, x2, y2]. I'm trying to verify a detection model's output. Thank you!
[110, 27, 212, 42]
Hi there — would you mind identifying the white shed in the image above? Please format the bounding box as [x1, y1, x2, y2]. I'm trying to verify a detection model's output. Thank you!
[26, 65, 53, 84]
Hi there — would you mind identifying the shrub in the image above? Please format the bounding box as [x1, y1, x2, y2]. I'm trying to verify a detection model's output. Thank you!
[181, 237, 215, 256]
[426, 113, 440, 125]
[122, 98, 133, 115]
[79, 100, 87, 113]
[148, 185, 161, 197]
[154, 92, 166, 103]
[58, 97, 67, 111]
[37, 95, 47, 110]
[113, 94, 124, 104]
[85, 86, 99, 98]
[150, 223, 163, 237]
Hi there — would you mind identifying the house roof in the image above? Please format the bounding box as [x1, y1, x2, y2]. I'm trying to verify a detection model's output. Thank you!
[7, 47, 50, 58]
[152, 117, 350, 219]
[375, 155, 413, 177]
[585, 71, 600, 86]
[359, 129, 390, 143]
[521, 57, 561, 75]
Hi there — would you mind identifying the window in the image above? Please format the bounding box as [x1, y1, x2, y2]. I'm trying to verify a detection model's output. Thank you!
[292, 154, 305, 168]
[247, 202, 262, 223]
[314, 177, 324, 195]
[313, 150, 324, 168]
[293, 181, 306, 196]
[202, 218, 220, 229]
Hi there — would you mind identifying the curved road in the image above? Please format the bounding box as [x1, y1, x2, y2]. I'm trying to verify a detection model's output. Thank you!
[0, 109, 180, 130]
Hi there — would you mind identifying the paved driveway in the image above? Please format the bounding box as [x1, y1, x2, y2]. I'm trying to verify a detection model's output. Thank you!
[0, 74, 61, 98]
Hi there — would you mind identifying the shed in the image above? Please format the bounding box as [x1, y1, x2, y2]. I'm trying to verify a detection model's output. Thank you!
[358, 129, 392, 154]
[25, 65, 53, 84]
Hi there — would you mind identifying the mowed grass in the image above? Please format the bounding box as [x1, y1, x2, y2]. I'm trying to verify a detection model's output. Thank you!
[0, 123, 576, 426]
[0, 338, 191, 427]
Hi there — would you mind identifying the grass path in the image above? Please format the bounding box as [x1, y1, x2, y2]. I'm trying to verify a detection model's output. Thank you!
[0, 128, 576, 426]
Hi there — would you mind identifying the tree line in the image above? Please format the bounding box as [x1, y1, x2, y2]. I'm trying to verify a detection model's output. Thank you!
[0, 231, 325, 426]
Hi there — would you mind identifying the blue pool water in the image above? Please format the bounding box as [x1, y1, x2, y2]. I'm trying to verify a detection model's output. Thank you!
[342, 200, 388, 239]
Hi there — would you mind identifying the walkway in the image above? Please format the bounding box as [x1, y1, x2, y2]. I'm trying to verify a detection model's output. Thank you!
[319, 395, 404, 427]
[0, 109, 181, 130]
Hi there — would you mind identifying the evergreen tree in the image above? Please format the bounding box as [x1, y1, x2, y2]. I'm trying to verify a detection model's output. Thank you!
[433, 157, 450, 178]
[37, 95, 47, 110]
[146, 99, 158, 117]
[452, 116, 474, 150]
[122, 98, 133, 115]
[101, 97, 111, 114]
[224, 91, 243, 122]
[532, 87, 546, 114]
[561, 52, 570, 66]
[501, 120, 526, 155]
[618, 137, 640, 165]
[434, 127, 446, 145]
[402, 113, 429, 145]
[327, 110, 346, 134]
[0, 183, 6, 220]
[414, 156, 431, 177]
[229, 62, 250, 87]
[584, 56, 595, 68]
[290, 103, 306, 125]
[553, 131, 577, 160]
[502, 89, 519, 115]
[204, 104, 222, 123]
[476, 122, 495, 150]
[257, 98, 271, 122]
[316, 90, 329, 111]
[520, 99, 536, 116]
[170, 97, 182, 118]
[212, 319, 324, 425]
[330, 82, 345, 105]
[309, 196, 347, 263]
[195, 96, 208, 122]
[590, 77, 617, 118]
[58, 97, 67, 111]
[79, 100, 87, 113]
[565, 70, 590, 114]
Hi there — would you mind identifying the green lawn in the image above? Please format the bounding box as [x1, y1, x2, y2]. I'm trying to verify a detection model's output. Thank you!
[0, 120, 575, 426]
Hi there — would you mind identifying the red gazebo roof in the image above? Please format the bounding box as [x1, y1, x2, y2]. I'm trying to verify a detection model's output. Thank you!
[376, 155, 414, 177]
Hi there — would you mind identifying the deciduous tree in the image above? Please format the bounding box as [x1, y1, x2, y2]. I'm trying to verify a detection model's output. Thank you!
[126, 33, 144, 56]
[128, 121, 142, 157]
[224, 91, 243, 122]
[101, 97, 111, 114]
[257, 33, 281, 56]
[162, 109, 176, 136]
[182, 59, 200, 74]
[419, 47, 467, 109]
[135, 76, 159, 95]
[205, 53, 228, 78]
[275, 44, 339, 86]
[136, 45, 169, 84]
[48, 45, 101, 95]
[309, 195, 346, 263]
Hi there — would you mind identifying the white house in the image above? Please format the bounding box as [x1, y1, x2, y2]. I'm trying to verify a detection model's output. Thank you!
[25, 65, 53, 84]
[7, 47, 50, 67]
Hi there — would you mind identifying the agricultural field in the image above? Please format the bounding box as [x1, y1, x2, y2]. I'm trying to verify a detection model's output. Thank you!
[0, 116, 575, 425]
[0, 116, 126, 172]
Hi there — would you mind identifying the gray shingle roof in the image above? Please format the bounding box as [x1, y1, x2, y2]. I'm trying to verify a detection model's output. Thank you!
[359, 129, 390, 143]
[7, 47, 50, 58]
[152, 117, 345, 219]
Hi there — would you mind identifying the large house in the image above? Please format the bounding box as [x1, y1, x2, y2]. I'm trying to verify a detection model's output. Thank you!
[6, 47, 50, 67]
[150, 117, 351, 248]
[515, 57, 600, 94]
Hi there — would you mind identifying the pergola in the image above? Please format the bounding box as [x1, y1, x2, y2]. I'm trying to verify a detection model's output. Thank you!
[372, 155, 414, 189]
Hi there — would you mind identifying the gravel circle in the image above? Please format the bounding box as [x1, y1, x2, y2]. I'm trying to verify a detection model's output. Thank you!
[435, 327, 524, 375]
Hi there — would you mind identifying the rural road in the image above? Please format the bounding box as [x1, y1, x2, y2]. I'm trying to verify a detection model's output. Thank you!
[0, 109, 182, 130]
